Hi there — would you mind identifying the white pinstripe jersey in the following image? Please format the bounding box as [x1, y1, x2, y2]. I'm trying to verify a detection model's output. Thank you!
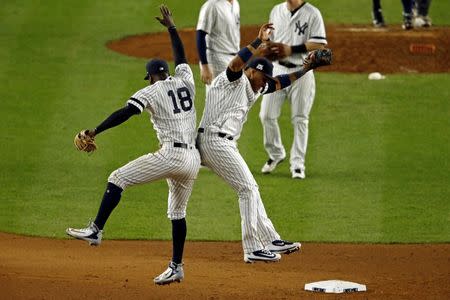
[127, 64, 197, 145]
[270, 2, 327, 65]
[196, 0, 240, 54]
[199, 71, 262, 140]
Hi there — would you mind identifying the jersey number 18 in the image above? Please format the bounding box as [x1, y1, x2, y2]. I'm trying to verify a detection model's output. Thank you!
[168, 87, 192, 114]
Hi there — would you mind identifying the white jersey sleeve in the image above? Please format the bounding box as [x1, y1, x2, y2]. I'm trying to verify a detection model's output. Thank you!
[175, 63, 194, 85]
[128, 87, 155, 113]
[307, 8, 327, 45]
[196, 1, 216, 34]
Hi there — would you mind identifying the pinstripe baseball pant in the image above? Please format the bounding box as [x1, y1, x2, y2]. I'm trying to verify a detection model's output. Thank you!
[197, 132, 280, 253]
[206, 50, 235, 78]
[108, 143, 200, 220]
[259, 67, 316, 172]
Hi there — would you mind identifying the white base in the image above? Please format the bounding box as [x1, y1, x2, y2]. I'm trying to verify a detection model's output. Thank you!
[305, 280, 367, 293]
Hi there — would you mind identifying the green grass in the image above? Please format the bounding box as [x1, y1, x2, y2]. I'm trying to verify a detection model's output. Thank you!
[0, 1, 449, 243]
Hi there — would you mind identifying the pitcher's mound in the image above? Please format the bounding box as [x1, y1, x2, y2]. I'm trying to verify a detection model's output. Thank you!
[107, 24, 450, 73]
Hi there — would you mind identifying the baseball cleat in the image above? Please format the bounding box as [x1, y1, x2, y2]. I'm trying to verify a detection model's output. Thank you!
[402, 13, 413, 30]
[292, 169, 305, 179]
[413, 15, 432, 28]
[154, 261, 184, 285]
[66, 221, 102, 246]
[371, 9, 386, 28]
[244, 249, 281, 263]
[261, 157, 285, 174]
[267, 240, 301, 254]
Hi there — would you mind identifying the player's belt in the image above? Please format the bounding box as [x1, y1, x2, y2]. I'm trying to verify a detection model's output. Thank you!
[198, 128, 234, 141]
[173, 142, 196, 149]
[278, 60, 300, 68]
[206, 47, 237, 56]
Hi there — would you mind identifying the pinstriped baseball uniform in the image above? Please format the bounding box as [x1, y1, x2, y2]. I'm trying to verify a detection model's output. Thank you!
[196, 0, 240, 77]
[259, 2, 327, 173]
[108, 64, 200, 220]
[198, 71, 281, 253]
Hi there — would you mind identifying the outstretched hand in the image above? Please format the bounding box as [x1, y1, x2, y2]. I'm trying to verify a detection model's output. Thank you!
[155, 4, 175, 28]
[258, 23, 274, 42]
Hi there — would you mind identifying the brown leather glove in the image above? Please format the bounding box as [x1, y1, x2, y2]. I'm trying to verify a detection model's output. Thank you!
[74, 129, 97, 153]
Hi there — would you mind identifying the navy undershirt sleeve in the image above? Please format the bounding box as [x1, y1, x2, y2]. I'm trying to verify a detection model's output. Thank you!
[168, 27, 187, 66]
[226, 67, 243, 82]
[196, 30, 208, 65]
[95, 104, 140, 135]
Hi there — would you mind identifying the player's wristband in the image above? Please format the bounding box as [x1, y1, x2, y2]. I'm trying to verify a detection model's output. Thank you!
[250, 38, 262, 49]
[237, 47, 253, 63]
[237, 38, 263, 63]
[291, 44, 307, 53]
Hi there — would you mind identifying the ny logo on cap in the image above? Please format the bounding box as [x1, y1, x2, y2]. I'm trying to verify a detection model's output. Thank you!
[256, 64, 264, 70]
[159, 67, 164, 71]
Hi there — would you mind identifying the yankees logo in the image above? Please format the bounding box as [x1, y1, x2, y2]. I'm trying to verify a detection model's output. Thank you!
[294, 21, 308, 35]
[256, 64, 264, 71]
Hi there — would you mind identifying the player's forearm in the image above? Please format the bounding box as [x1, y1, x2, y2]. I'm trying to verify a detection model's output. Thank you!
[196, 30, 208, 65]
[265, 67, 311, 94]
[291, 42, 325, 54]
[228, 38, 262, 72]
[94, 104, 140, 135]
[168, 26, 187, 66]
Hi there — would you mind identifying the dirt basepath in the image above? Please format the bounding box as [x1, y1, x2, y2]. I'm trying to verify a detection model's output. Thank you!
[107, 25, 450, 73]
[1, 232, 449, 299]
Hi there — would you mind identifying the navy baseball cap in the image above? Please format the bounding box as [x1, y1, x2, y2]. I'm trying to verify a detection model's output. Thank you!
[247, 57, 274, 78]
[144, 59, 169, 80]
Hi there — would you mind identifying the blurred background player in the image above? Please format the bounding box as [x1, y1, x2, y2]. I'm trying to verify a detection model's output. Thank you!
[371, 0, 432, 29]
[372, 0, 386, 27]
[259, 0, 327, 179]
[413, 0, 432, 27]
[196, 0, 240, 86]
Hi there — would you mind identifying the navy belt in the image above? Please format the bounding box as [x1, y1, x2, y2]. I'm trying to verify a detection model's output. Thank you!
[206, 47, 237, 56]
[198, 128, 234, 141]
[278, 60, 299, 68]
[173, 142, 195, 149]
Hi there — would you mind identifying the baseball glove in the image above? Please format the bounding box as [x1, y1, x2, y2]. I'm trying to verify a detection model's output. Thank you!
[74, 130, 97, 153]
[304, 48, 333, 69]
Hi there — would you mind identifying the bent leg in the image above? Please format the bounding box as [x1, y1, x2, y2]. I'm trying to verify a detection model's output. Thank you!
[199, 137, 279, 253]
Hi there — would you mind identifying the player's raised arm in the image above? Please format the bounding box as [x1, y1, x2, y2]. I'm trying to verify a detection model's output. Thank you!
[156, 4, 187, 66]
[263, 48, 332, 94]
[226, 23, 274, 82]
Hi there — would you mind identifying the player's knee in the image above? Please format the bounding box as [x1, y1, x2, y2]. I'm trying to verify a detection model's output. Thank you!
[259, 111, 276, 123]
[167, 210, 186, 220]
[237, 184, 259, 199]
[108, 170, 128, 190]
[292, 114, 309, 125]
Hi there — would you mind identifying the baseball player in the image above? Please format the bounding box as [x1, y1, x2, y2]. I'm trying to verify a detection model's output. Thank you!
[196, 0, 240, 85]
[259, 0, 327, 179]
[66, 5, 200, 286]
[196, 23, 332, 262]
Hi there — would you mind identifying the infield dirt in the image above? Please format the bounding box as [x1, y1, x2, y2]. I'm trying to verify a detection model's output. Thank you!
[107, 24, 450, 73]
[1, 233, 450, 299]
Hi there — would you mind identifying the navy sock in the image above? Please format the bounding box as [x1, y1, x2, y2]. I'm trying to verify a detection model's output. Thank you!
[171, 218, 186, 264]
[94, 183, 123, 230]
[402, 0, 413, 14]
[418, 0, 431, 16]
